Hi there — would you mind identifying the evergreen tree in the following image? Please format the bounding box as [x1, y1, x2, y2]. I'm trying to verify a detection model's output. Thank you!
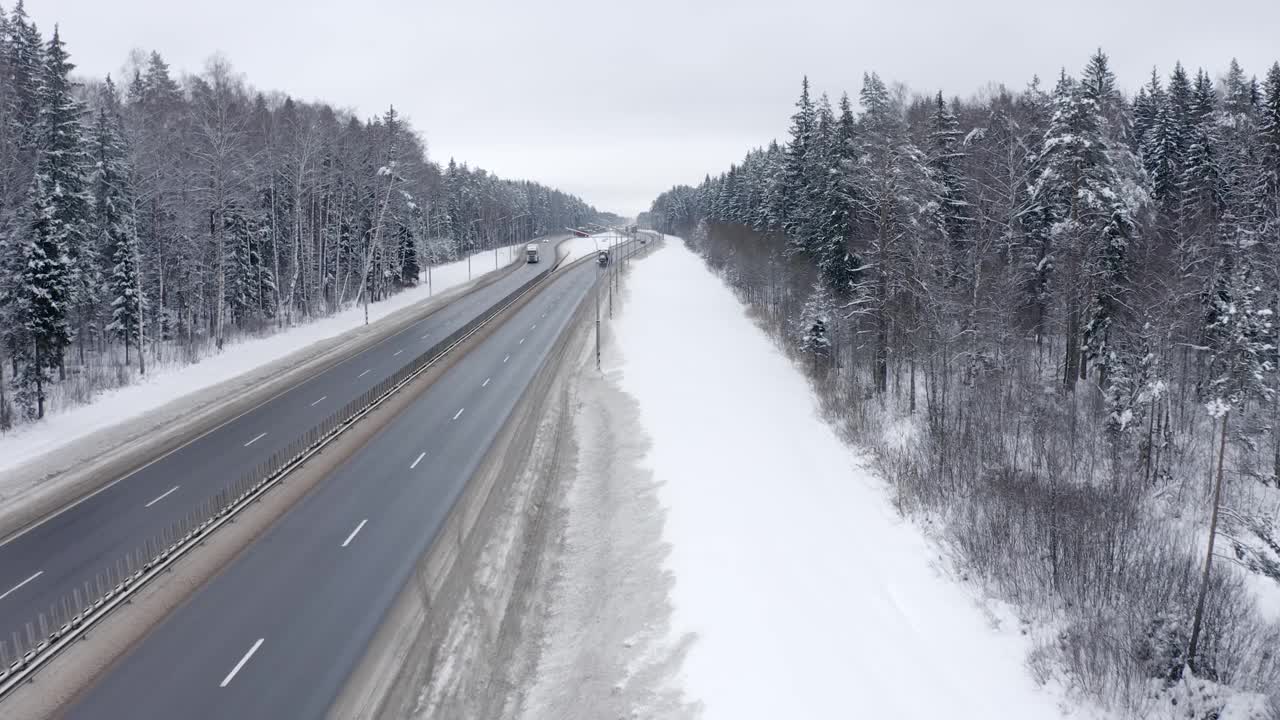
[1081, 48, 1130, 145]
[1147, 63, 1194, 211]
[1132, 68, 1164, 157]
[782, 76, 817, 250]
[849, 71, 935, 394]
[1263, 63, 1280, 204]
[798, 279, 834, 367]
[1179, 70, 1224, 241]
[927, 90, 971, 280]
[1032, 70, 1132, 389]
[38, 27, 95, 366]
[91, 77, 145, 368]
[6, 0, 44, 163]
[812, 93, 859, 292]
[10, 171, 71, 417]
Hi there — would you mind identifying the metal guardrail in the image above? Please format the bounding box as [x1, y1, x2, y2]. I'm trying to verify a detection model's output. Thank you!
[0, 256, 567, 701]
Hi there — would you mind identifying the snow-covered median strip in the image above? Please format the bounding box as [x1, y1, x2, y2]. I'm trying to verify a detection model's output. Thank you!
[557, 232, 626, 265]
[611, 239, 1070, 719]
[0, 245, 520, 476]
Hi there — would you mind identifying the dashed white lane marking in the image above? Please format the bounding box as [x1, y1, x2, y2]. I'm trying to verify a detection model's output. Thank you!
[393, 349, 403, 356]
[145, 486, 180, 508]
[244, 432, 267, 447]
[310, 396, 327, 407]
[358, 369, 371, 378]
[519, 337, 525, 345]
[220, 638, 264, 687]
[453, 408, 465, 421]
[503, 355, 510, 363]
[482, 378, 490, 388]
[341, 519, 368, 548]
[410, 452, 426, 469]
[0, 571, 43, 602]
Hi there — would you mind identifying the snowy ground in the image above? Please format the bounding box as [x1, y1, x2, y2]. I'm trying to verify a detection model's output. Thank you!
[0, 244, 523, 477]
[556, 231, 630, 265]
[520, 238, 1080, 719]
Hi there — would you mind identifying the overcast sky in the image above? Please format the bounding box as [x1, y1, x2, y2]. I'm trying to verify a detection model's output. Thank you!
[30, 0, 1280, 216]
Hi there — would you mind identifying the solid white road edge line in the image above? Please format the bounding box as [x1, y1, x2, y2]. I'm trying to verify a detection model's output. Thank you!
[220, 638, 264, 688]
[310, 396, 327, 407]
[410, 452, 426, 469]
[0, 571, 42, 602]
[244, 432, 267, 447]
[453, 408, 465, 421]
[341, 519, 368, 548]
[144, 486, 180, 508]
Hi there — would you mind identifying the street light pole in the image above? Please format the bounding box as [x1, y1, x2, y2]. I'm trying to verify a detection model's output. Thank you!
[595, 254, 602, 370]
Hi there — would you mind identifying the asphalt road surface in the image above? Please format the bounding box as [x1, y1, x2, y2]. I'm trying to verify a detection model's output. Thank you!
[62, 253, 612, 718]
[0, 248, 558, 653]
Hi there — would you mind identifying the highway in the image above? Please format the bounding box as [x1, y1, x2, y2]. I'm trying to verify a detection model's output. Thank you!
[61, 253, 608, 718]
[0, 246, 560, 654]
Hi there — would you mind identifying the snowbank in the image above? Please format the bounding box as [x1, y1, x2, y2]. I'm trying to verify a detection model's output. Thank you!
[0, 244, 522, 475]
[611, 239, 1069, 719]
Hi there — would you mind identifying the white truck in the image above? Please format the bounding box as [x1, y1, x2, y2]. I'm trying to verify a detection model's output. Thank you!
[526, 244, 540, 263]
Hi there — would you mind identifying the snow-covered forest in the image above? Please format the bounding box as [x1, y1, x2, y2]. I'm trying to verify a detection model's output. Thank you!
[0, 1, 604, 430]
[645, 51, 1280, 716]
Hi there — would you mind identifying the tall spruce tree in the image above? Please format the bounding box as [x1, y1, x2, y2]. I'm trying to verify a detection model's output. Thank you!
[1032, 70, 1131, 389]
[927, 91, 970, 282]
[92, 79, 144, 368]
[38, 27, 95, 369]
[11, 171, 71, 417]
[782, 77, 817, 252]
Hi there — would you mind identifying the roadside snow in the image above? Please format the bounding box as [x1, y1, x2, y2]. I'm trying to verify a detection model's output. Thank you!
[557, 232, 626, 265]
[611, 239, 1072, 719]
[0, 245, 522, 476]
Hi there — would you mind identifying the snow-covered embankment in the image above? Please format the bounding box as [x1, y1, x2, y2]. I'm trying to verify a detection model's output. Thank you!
[530, 238, 1072, 719]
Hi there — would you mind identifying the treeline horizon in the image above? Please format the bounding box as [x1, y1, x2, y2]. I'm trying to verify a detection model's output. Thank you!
[0, 0, 607, 428]
[645, 50, 1280, 715]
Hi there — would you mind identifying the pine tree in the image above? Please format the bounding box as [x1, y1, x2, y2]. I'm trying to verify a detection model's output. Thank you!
[396, 222, 419, 286]
[91, 78, 145, 369]
[849, 71, 935, 394]
[1259, 63, 1280, 220]
[798, 279, 834, 367]
[812, 93, 858, 292]
[782, 76, 817, 250]
[1081, 48, 1130, 145]
[1133, 68, 1164, 156]
[1031, 70, 1132, 389]
[927, 90, 971, 281]
[38, 27, 95, 370]
[6, 0, 44, 164]
[1147, 63, 1194, 211]
[10, 171, 72, 418]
